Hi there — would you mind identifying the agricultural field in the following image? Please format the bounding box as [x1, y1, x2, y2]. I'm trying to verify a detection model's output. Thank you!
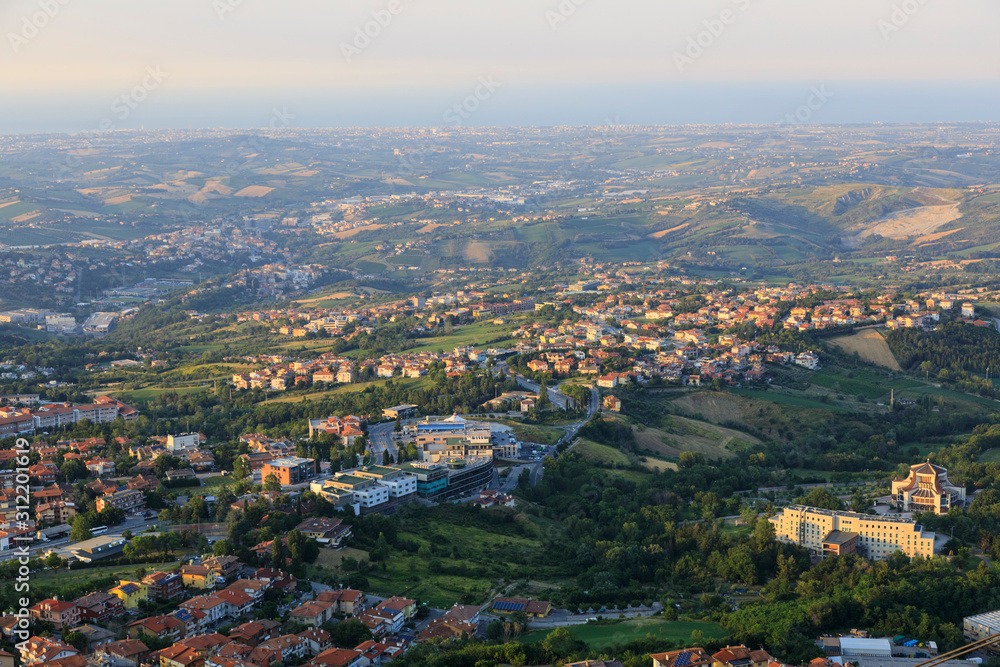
[808, 367, 923, 399]
[827, 330, 902, 370]
[521, 618, 728, 650]
[731, 389, 854, 413]
[402, 321, 513, 355]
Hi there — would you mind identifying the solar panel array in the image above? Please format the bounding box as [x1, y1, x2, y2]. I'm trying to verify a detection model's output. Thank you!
[492, 601, 526, 612]
[675, 651, 692, 666]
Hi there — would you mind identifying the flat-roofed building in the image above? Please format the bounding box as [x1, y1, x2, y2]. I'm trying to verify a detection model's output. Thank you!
[83, 312, 118, 336]
[769, 505, 936, 561]
[964, 610, 1000, 655]
[838, 638, 892, 658]
[167, 433, 201, 455]
[65, 536, 127, 563]
[397, 462, 449, 499]
[322, 475, 389, 510]
[892, 461, 966, 515]
[382, 405, 417, 420]
[352, 466, 417, 500]
[262, 457, 317, 486]
[409, 416, 494, 464]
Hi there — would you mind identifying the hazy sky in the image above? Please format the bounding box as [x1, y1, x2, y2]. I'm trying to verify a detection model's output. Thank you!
[2, 0, 999, 130]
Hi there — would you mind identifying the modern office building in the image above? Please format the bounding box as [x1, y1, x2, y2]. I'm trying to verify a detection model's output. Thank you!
[262, 457, 317, 486]
[310, 465, 419, 514]
[407, 416, 495, 463]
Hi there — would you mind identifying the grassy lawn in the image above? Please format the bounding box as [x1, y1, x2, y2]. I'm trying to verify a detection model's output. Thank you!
[403, 321, 513, 355]
[201, 475, 237, 490]
[312, 547, 371, 570]
[980, 448, 1000, 464]
[575, 438, 632, 466]
[810, 371, 889, 399]
[521, 618, 727, 650]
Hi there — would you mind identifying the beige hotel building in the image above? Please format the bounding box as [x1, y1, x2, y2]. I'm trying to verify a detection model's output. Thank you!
[769, 505, 936, 560]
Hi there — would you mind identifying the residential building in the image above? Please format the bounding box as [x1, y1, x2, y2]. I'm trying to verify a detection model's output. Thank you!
[35, 500, 77, 524]
[315, 589, 364, 616]
[19, 637, 80, 666]
[651, 648, 716, 667]
[288, 601, 336, 628]
[29, 599, 81, 627]
[202, 556, 242, 581]
[181, 565, 216, 590]
[769, 505, 936, 560]
[294, 517, 353, 547]
[490, 597, 551, 617]
[73, 591, 124, 623]
[96, 639, 149, 667]
[96, 489, 146, 514]
[69, 624, 115, 653]
[127, 615, 186, 642]
[144, 570, 184, 600]
[713, 646, 773, 667]
[309, 647, 366, 667]
[109, 581, 150, 610]
[159, 644, 205, 667]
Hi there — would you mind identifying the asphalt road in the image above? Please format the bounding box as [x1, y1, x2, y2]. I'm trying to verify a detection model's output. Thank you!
[368, 420, 399, 465]
[0, 513, 161, 563]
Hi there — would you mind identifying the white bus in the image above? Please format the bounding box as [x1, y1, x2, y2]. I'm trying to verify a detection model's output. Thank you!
[91, 526, 109, 536]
